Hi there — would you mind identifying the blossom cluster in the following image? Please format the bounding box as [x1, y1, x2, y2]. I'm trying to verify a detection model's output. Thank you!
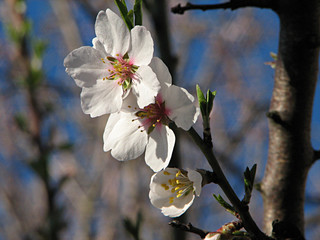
[64, 9, 202, 217]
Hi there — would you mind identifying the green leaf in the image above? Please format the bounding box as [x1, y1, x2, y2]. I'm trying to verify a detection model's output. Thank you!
[57, 142, 74, 151]
[6, 20, 31, 45]
[213, 194, 237, 216]
[14, 114, 29, 132]
[196, 85, 206, 117]
[33, 39, 47, 58]
[242, 164, 257, 205]
[123, 211, 143, 239]
[114, 0, 134, 30]
[134, 0, 143, 25]
[206, 90, 216, 117]
[127, 10, 134, 26]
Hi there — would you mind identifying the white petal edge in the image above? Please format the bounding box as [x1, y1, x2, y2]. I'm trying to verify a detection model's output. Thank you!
[121, 91, 140, 112]
[80, 79, 123, 117]
[64, 46, 107, 88]
[149, 57, 172, 90]
[164, 85, 199, 130]
[132, 65, 160, 108]
[128, 26, 154, 66]
[160, 194, 195, 217]
[103, 112, 121, 152]
[104, 112, 148, 160]
[187, 169, 202, 196]
[145, 126, 175, 172]
[92, 37, 107, 54]
[95, 9, 130, 56]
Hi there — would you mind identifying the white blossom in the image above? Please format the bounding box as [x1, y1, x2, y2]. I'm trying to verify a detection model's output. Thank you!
[64, 9, 160, 117]
[149, 168, 202, 217]
[103, 58, 199, 171]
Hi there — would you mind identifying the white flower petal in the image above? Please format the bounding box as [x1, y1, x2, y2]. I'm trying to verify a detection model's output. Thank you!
[92, 37, 107, 54]
[132, 65, 160, 108]
[121, 91, 140, 112]
[164, 85, 199, 130]
[149, 169, 179, 197]
[149, 168, 199, 217]
[64, 46, 107, 88]
[187, 170, 202, 196]
[145, 126, 175, 172]
[160, 194, 195, 217]
[104, 112, 148, 161]
[95, 9, 130, 56]
[128, 26, 154, 66]
[103, 112, 121, 152]
[80, 79, 123, 117]
[149, 57, 172, 90]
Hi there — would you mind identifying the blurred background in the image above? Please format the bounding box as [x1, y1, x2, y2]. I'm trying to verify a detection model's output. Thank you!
[0, 0, 320, 239]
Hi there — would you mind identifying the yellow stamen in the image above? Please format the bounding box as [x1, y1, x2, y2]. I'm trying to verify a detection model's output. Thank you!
[161, 184, 169, 190]
[163, 171, 170, 175]
[169, 197, 174, 203]
[176, 170, 182, 177]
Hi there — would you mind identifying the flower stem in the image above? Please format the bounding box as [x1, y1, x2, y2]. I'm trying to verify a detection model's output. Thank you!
[187, 127, 269, 239]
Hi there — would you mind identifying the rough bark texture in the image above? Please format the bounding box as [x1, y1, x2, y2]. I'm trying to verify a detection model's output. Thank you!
[261, 0, 320, 237]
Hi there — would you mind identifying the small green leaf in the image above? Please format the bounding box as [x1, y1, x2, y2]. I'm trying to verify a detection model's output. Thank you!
[213, 194, 236, 216]
[33, 39, 47, 58]
[57, 142, 74, 151]
[114, 0, 134, 30]
[196, 85, 206, 117]
[123, 211, 143, 239]
[14, 114, 29, 132]
[127, 10, 134, 26]
[270, 52, 277, 60]
[206, 90, 216, 117]
[242, 164, 257, 205]
[134, 0, 143, 26]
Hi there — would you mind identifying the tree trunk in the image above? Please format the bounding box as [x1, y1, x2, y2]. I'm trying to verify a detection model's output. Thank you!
[261, 0, 320, 237]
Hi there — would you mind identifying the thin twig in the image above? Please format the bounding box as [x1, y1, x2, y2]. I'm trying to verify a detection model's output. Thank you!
[169, 220, 209, 239]
[313, 149, 320, 163]
[187, 127, 270, 239]
[171, 0, 276, 14]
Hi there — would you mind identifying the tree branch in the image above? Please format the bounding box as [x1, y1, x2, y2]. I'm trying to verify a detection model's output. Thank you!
[261, 0, 320, 235]
[171, 0, 276, 14]
[313, 149, 320, 163]
[187, 128, 270, 239]
[169, 220, 209, 239]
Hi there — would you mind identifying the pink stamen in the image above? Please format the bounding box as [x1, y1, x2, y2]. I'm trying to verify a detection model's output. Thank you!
[106, 54, 137, 86]
[135, 94, 171, 133]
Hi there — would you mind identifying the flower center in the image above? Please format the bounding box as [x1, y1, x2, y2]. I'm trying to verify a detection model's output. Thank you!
[135, 95, 171, 134]
[161, 170, 194, 204]
[101, 53, 138, 90]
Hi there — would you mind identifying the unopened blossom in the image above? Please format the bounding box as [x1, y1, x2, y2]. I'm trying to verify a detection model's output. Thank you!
[103, 58, 199, 172]
[149, 168, 202, 217]
[204, 233, 223, 240]
[204, 233, 250, 240]
[64, 9, 160, 117]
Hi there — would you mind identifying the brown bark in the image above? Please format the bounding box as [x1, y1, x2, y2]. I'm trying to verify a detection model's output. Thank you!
[261, 0, 320, 237]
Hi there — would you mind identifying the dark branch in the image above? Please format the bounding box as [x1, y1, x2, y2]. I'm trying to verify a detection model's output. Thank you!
[169, 220, 209, 239]
[266, 111, 292, 130]
[171, 0, 276, 14]
[313, 149, 320, 163]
